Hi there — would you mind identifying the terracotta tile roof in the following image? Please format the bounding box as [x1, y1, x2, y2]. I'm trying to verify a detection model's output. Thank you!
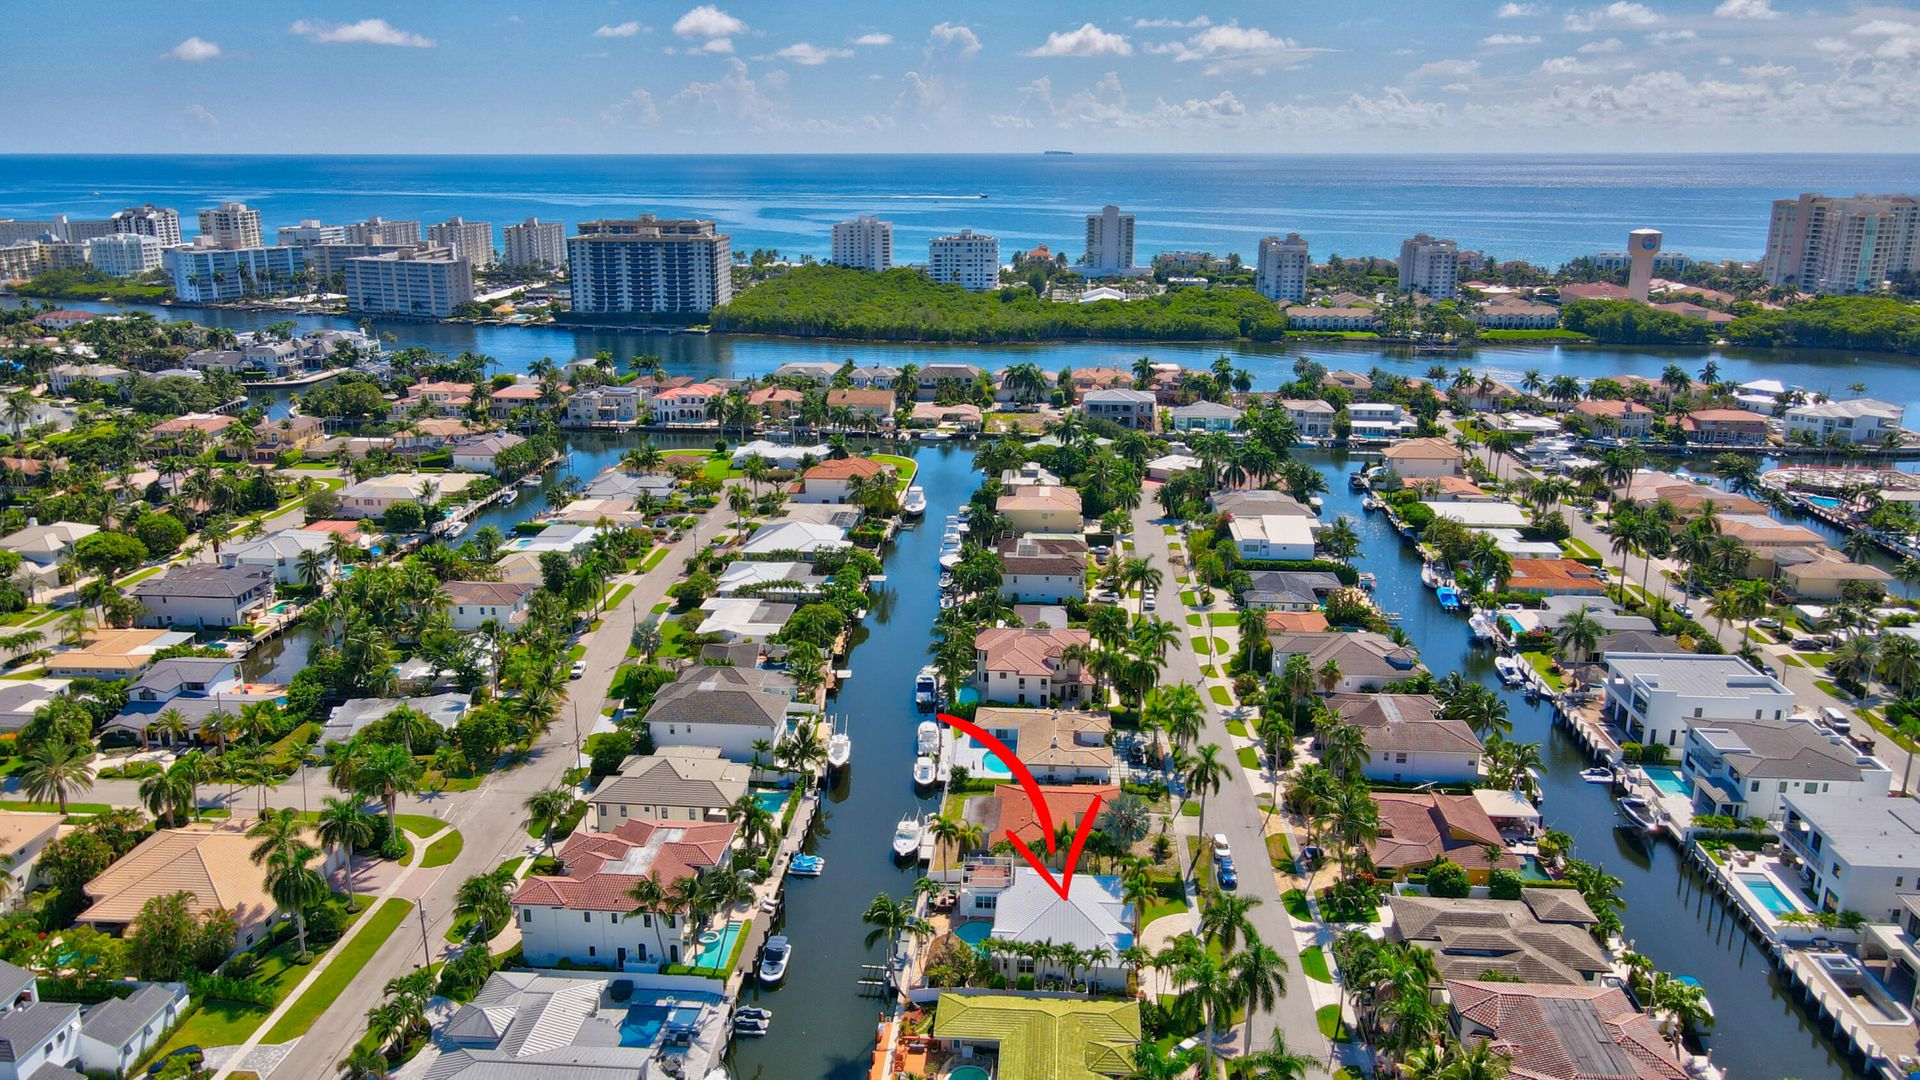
[974, 627, 1093, 678]
[301, 519, 365, 535]
[1368, 793, 1517, 875]
[746, 387, 803, 406]
[1683, 408, 1768, 424]
[827, 388, 895, 409]
[804, 457, 890, 481]
[992, 784, 1118, 847]
[1447, 980, 1687, 1079]
[1507, 558, 1606, 594]
[1263, 610, 1330, 633]
[1573, 399, 1653, 418]
[1381, 437, 1463, 461]
[510, 819, 737, 911]
[151, 413, 236, 436]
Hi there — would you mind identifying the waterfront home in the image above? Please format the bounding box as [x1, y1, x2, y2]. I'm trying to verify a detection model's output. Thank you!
[729, 440, 828, 470]
[218, 528, 337, 586]
[336, 471, 481, 519]
[794, 456, 892, 504]
[1714, 514, 1827, 573]
[1368, 793, 1522, 882]
[1409, 475, 1492, 502]
[1420, 501, 1532, 531]
[745, 385, 803, 421]
[928, 992, 1139, 1079]
[0, 814, 65, 909]
[1602, 652, 1795, 751]
[564, 385, 641, 426]
[1347, 402, 1413, 439]
[1263, 610, 1331, 633]
[44, 627, 192, 680]
[1328, 693, 1483, 785]
[442, 579, 535, 630]
[1209, 489, 1316, 518]
[996, 535, 1088, 603]
[1681, 408, 1770, 446]
[826, 387, 896, 423]
[1323, 370, 1373, 394]
[1682, 716, 1891, 822]
[1070, 366, 1136, 394]
[847, 365, 902, 390]
[449, 432, 526, 473]
[1239, 570, 1343, 611]
[47, 363, 132, 394]
[1267, 631, 1424, 692]
[131, 565, 274, 630]
[1002, 463, 1065, 488]
[740, 519, 850, 556]
[1382, 438, 1467, 478]
[915, 363, 985, 400]
[954, 863, 1133, 989]
[982, 784, 1119, 849]
[1390, 893, 1608, 984]
[582, 469, 678, 502]
[434, 971, 729, 1080]
[1280, 398, 1336, 439]
[589, 747, 750, 828]
[695, 597, 795, 642]
[497, 523, 601, 556]
[150, 412, 237, 441]
[487, 380, 546, 418]
[0, 997, 82, 1080]
[1504, 557, 1607, 596]
[972, 627, 1095, 707]
[1775, 545, 1895, 598]
[996, 486, 1083, 535]
[1573, 398, 1656, 439]
[251, 415, 325, 461]
[78, 822, 344, 951]
[394, 380, 475, 417]
[771, 360, 839, 384]
[651, 383, 722, 425]
[126, 657, 243, 706]
[75, 982, 190, 1077]
[909, 402, 984, 430]
[1780, 794, 1920, 921]
[512, 818, 738, 969]
[714, 560, 827, 601]
[1445, 980, 1689, 1079]
[1167, 400, 1242, 432]
[1284, 305, 1379, 332]
[1588, 629, 1683, 663]
[1784, 398, 1905, 445]
[323, 693, 470, 745]
[1079, 388, 1157, 430]
[1227, 513, 1318, 561]
[971, 707, 1113, 783]
[642, 666, 798, 762]
[1471, 297, 1560, 329]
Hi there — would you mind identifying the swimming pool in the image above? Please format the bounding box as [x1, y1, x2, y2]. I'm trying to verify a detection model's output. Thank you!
[1518, 855, 1554, 882]
[752, 789, 789, 816]
[1806, 495, 1843, 509]
[948, 1067, 991, 1080]
[691, 920, 744, 969]
[952, 920, 993, 951]
[1738, 872, 1801, 916]
[1644, 766, 1690, 798]
[618, 1000, 710, 1047]
[966, 736, 1014, 779]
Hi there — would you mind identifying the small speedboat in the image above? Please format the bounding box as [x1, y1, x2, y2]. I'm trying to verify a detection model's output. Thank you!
[901, 486, 927, 517]
[939, 550, 962, 569]
[735, 1007, 772, 1023]
[915, 666, 939, 708]
[1467, 611, 1498, 643]
[892, 814, 924, 860]
[1580, 767, 1614, 784]
[826, 731, 851, 771]
[913, 755, 940, 788]
[1617, 795, 1661, 835]
[733, 1017, 768, 1037]
[1494, 655, 1524, 686]
[917, 720, 942, 755]
[758, 936, 791, 984]
[790, 853, 824, 876]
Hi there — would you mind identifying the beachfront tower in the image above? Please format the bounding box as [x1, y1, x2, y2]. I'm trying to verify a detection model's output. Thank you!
[1627, 228, 1662, 303]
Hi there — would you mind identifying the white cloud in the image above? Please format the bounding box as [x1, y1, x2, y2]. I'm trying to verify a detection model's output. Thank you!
[1134, 16, 1212, 28]
[1650, 29, 1698, 43]
[1026, 23, 1133, 58]
[929, 22, 982, 57]
[183, 104, 220, 127]
[1154, 23, 1330, 74]
[1405, 58, 1482, 82]
[1715, 0, 1782, 19]
[601, 88, 661, 126]
[289, 18, 434, 47]
[1481, 33, 1542, 45]
[1579, 38, 1624, 53]
[673, 6, 746, 40]
[851, 33, 893, 46]
[1496, 2, 1545, 16]
[1537, 55, 1600, 74]
[166, 37, 222, 61]
[594, 22, 643, 38]
[1563, 3, 1659, 32]
[1849, 18, 1920, 60]
[672, 57, 777, 117]
[774, 42, 853, 65]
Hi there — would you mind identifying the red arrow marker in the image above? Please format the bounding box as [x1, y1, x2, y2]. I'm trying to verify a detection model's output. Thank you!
[938, 712, 1101, 901]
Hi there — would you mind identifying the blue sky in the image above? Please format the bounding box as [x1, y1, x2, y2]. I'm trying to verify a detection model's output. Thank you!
[8, 1, 1920, 152]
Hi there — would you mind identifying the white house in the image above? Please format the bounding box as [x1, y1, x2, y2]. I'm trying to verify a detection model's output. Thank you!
[1683, 717, 1891, 822]
[131, 566, 275, 630]
[794, 457, 893, 504]
[1347, 402, 1412, 439]
[0, 521, 98, 566]
[1381, 437, 1465, 479]
[1602, 652, 1796, 752]
[1784, 398, 1905, 446]
[1227, 514, 1318, 561]
[0, 999, 81, 1080]
[450, 433, 526, 474]
[76, 982, 190, 1075]
[589, 748, 750, 827]
[1281, 399, 1336, 439]
[46, 364, 132, 395]
[565, 385, 642, 426]
[336, 472, 480, 519]
[741, 520, 849, 556]
[1269, 632, 1425, 693]
[955, 862, 1132, 990]
[219, 529, 338, 586]
[0, 815, 65, 910]
[442, 580, 535, 630]
[996, 536, 1087, 603]
[1329, 693, 1484, 785]
[730, 440, 829, 470]
[1780, 794, 1920, 922]
[695, 598, 795, 642]
[642, 666, 798, 762]
[650, 383, 721, 425]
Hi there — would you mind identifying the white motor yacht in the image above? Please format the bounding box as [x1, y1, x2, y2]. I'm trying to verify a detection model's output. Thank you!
[826, 731, 851, 771]
[892, 813, 924, 860]
[758, 936, 791, 984]
[901, 486, 927, 517]
[915, 666, 939, 707]
[913, 755, 940, 788]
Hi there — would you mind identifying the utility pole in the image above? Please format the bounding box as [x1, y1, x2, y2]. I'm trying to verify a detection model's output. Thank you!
[417, 902, 432, 969]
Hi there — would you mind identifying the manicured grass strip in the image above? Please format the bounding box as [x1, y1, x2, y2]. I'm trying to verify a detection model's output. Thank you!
[156, 896, 368, 1056]
[1210, 686, 1234, 707]
[1265, 831, 1292, 868]
[1282, 889, 1312, 921]
[1236, 746, 1259, 769]
[1186, 614, 1204, 627]
[641, 547, 670, 572]
[1225, 718, 1249, 738]
[1206, 612, 1238, 626]
[1212, 636, 1231, 652]
[603, 583, 634, 609]
[1190, 637, 1212, 655]
[1301, 945, 1332, 983]
[1317, 1004, 1350, 1040]
[1137, 874, 1188, 930]
[263, 899, 414, 1043]
[420, 829, 465, 868]
[1179, 590, 1198, 606]
[0, 801, 114, 815]
[394, 814, 447, 837]
[1520, 649, 1565, 691]
[1179, 799, 1201, 818]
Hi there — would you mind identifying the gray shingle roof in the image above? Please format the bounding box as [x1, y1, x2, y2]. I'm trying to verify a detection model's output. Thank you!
[0, 1003, 78, 1063]
[79, 983, 185, 1048]
[1329, 693, 1483, 756]
[132, 565, 274, 599]
[643, 667, 788, 728]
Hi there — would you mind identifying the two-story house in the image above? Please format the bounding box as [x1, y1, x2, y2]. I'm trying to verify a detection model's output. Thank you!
[650, 383, 721, 425]
[995, 536, 1088, 604]
[565, 385, 642, 426]
[1682, 716, 1891, 821]
[1780, 794, 1920, 921]
[1080, 388, 1157, 431]
[972, 627, 1094, 707]
[588, 748, 751, 829]
[1167, 400, 1243, 433]
[1602, 652, 1795, 751]
[1329, 693, 1484, 785]
[442, 580, 536, 630]
[131, 565, 275, 630]
[642, 666, 798, 762]
[219, 529, 338, 586]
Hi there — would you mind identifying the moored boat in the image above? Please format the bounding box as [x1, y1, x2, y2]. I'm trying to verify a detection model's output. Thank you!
[892, 813, 924, 860]
[1617, 795, 1661, 834]
[912, 755, 940, 787]
[758, 936, 791, 984]
[826, 730, 851, 771]
[1494, 655, 1524, 686]
[789, 853, 824, 876]
[915, 666, 939, 708]
[901, 486, 927, 517]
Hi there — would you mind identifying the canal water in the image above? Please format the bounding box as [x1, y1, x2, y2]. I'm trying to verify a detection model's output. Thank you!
[1310, 447, 1856, 1080]
[729, 444, 979, 1080]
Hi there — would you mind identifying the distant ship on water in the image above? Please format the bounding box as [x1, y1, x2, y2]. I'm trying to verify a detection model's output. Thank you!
[1043, 149, 1074, 155]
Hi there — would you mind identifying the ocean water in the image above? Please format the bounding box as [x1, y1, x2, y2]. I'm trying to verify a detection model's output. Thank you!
[3, 153, 1917, 266]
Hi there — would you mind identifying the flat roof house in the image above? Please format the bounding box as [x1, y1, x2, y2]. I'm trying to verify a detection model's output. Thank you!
[1227, 514, 1317, 561]
[589, 747, 750, 828]
[996, 486, 1083, 535]
[1602, 652, 1795, 750]
[1683, 716, 1891, 821]
[1780, 794, 1920, 921]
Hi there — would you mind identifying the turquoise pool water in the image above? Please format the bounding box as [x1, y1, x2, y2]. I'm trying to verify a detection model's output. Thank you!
[966, 736, 1014, 779]
[618, 1000, 710, 1047]
[692, 920, 744, 968]
[752, 789, 789, 815]
[952, 920, 993, 951]
[1518, 855, 1553, 882]
[1807, 495, 1843, 509]
[1738, 873, 1800, 916]
[955, 687, 981, 706]
[948, 1067, 991, 1080]
[1644, 766, 1690, 798]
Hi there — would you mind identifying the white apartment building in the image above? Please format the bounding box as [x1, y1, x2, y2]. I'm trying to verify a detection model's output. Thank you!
[1398, 233, 1459, 299]
[427, 217, 496, 269]
[343, 217, 421, 245]
[1082, 205, 1141, 276]
[195, 202, 262, 249]
[1602, 652, 1796, 751]
[567, 215, 733, 314]
[1590, 249, 1691, 273]
[1257, 233, 1310, 302]
[1763, 192, 1920, 294]
[503, 217, 566, 271]
[163, 243, 305, 303]
[276, 220, 346, 246]
[109, 204, 181, 247]
[343, 249, 475, 318]
[928, 229, 1000, 292]
[1783, 398, 1905, 445]
[831, 214, 893, 271]
[85, 233, 162, 276]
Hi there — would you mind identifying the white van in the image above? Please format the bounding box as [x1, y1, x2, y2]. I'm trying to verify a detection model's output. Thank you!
[1820, 706, 1852, 734]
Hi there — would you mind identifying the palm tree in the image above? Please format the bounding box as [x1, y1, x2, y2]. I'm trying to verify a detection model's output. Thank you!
[1239, 1028, 1315, 1080]
[355, 742, 422, 832]
[1442, 1037, 1513, 1080]
[262, 842, 330, 959]
[247, 806, 306, 863]
[338, 1045, 390, 1080]
[927, 813, 983, 880]
[1552, 605, 1604, 662]
[1184, 745, 1228, 879]
[1200, 892, 1262, 953]
[19, 738, 93, 813]
[153, 707, 190, 748]
[455, 865, 517, 942]
[1227, 939, 1291, 1058]
[1169, 941, 1238, 1078]
[316, 797, 376, 907]
[1652, 973, 1714, 1058]
[861, 891, 932, 949]
[138, 757, 197, 826]
[524, 787, 582, 856]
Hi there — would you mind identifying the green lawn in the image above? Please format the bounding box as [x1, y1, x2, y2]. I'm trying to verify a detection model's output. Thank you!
[1212, 636, 1230, 653]
[1190, 637, 1212, 655]
[394, 814, 446, 837]
[1281, 889, 1312, 920]
[262, 899, 414, 1043]
[603, 583, 634, 609]
[871, 453, 919, 487]
[420, 830, 464, 868]
[1560, 537, 1602, 561]
[1179, 590, 1198, 606]
[641, 547, 670, 572]
[1301, 945, 1332, 983]
[1520, 650, 1565, 691]
[1265, 832, 1292, 869]
[1235, 746, 1259, 769]
[1816, 679, 1852, 700]
[1316, 1004, 1350, 1041]
[0, 801, 114, 815]
[1185, 614, 1204, 627]
[1138, 874, 1189, 931]
[1210, 686, 1234, 707]
[1206, 612, 1238, 626]
[1179, 799, 1201, 817]
[1224, 718, 1248, 738]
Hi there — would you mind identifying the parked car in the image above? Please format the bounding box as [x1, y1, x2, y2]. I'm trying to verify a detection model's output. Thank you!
[569, 660, 587, 680]
[1211, 833, 1232, 862]
[1217, 862, 1238, 890]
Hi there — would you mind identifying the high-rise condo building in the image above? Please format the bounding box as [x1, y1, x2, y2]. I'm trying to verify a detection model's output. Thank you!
[831, 215, 893, 271]
[344, 248, 475, 318]
[427, 217, 496, 269]
[110, 205, 181, 247]
[1762, 192, 1920, 294]
[1257, 233, 1310, 303]
[1397, 233, 1459, 300]
[277, 221, 347, 247]
[928, 229, 1000, 292]
[86, 233, 164, 276]
[566, 215, 733, 315]
[196, 203, 263, 249]
[343, 217, 422, 246]
[164, 243, 304, 303]
[0, 215, 112, 244]
[503, 218, 567, 272]
[1082, 205, 1139, 276]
